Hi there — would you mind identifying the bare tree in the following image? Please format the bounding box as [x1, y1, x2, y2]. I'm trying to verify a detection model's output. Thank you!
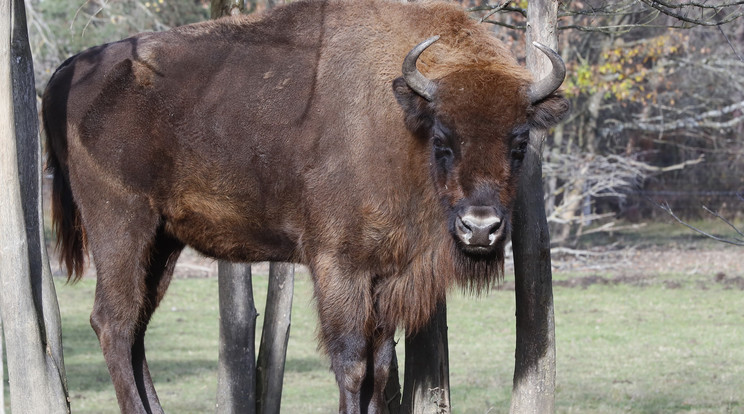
[509, 0, 559, 412]
[477, 0, 744, 244]
[0, 0, 69, 411]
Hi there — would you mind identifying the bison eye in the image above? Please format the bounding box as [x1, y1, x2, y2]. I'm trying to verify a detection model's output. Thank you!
[511, 140, 528, 161]
[432, 136, 453, 161]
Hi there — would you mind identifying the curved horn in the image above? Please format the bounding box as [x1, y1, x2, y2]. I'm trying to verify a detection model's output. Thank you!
[527, 41, 566, 104]
[402, 35, 440, 101]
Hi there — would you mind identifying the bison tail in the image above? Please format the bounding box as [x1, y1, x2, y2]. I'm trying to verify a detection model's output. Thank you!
[43, 83, 87, 282]
[49, 161, 88, 282]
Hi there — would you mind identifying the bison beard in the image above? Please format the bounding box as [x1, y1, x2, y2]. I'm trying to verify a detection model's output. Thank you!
[43, 0, 569, 413]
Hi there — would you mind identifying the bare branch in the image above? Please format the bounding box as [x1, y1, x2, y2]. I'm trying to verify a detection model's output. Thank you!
[658, 202, 744, 246]
[639, 0, 744, 27]
[481, 20, 526, 30]
[702, 205, 744, 240]
[604, 101, 744, 135]
[468, 2, 527, 18]
[718, 25, 744, 62]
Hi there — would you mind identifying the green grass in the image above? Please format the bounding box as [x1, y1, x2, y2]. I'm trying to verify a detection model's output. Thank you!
[574, 218, 744, 250]
[39, 264, 744, 414]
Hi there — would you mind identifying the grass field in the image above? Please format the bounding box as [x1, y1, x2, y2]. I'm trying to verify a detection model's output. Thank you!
[48, 255, 743, 414]
[5, 219, 743, 413]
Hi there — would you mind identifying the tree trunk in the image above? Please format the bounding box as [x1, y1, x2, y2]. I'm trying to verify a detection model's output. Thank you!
[401, 301, 451, 414]
[0, 0, 69, 412]
[384, 349, 402, 414]
[256, 262, 294, 414]
[509, 1, 559, 413]
[210, 2, 259, 413]
[216, 261, 259, 414]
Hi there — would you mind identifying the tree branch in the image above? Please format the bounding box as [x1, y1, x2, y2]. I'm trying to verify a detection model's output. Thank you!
[639, 0, 744, 27]
[604, 100, 744, 135]
[658, 202, 744, 246]
[718, 25, 744, 62]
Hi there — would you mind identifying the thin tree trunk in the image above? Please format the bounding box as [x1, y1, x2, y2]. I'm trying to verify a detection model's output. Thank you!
[209, 2, 260, 413]
[216, 261, 259, 413]
[0, 0, 69, 412]
[256, 262, 294, 414]
[401, 301, 451, 414]
[509, 1, 559, 412]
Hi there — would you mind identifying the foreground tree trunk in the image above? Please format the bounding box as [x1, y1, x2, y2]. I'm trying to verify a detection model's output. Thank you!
[402, 302, 451, 414]
[256, 262, 294, 414]
[509, 1, 559, 413]
[0, 0, 69, 411]
[216, 261, 258, 413]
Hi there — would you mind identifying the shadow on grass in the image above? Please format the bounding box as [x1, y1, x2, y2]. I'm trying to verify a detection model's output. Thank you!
[63, 319, 219, 392]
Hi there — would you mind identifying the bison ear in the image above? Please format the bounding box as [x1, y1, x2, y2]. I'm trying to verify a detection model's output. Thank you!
[527, 92, 570, 130]
[393, 77, 434, 136]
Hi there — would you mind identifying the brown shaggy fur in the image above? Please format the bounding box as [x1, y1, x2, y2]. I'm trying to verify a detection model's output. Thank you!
[43, 1, 568, 413]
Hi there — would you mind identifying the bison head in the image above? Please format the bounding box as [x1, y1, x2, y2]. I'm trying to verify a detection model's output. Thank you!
[393, 36, 569, 260]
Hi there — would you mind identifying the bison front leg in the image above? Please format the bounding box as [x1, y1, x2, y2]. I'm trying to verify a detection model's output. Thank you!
[328, 332, 372, 413]
[326, 331, 395, 414]
[367, 331, 396, 413]
[314, 272, 396, 413]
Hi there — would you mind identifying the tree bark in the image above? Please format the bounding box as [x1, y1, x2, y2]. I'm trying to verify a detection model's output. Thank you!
[256, 262, 294, 414]
[401, 301, 451, 414]
[216, 261, 259, 414]
[0, 0, 69, 412]
[509, 1, 559, 413]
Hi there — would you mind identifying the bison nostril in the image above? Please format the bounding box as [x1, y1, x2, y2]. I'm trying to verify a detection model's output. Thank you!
[456, 215, 474, 244]
[456, 208, 503, 247]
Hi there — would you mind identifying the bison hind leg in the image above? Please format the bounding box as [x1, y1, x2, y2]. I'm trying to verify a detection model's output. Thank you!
[134, 227, 185, 412]
[88, 211, 183, 414]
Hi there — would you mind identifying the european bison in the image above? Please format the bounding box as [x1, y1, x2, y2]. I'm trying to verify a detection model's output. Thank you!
[43, 0, 568, 412]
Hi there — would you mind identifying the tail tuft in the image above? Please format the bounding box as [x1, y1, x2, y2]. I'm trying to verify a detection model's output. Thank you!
[49, 160, 87, 282]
